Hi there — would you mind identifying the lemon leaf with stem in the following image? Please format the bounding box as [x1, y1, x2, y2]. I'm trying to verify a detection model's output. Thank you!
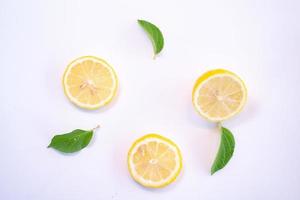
[138, 19, 164, 58]
[211, 125, 235, 175]
[48, 125, 100, 153]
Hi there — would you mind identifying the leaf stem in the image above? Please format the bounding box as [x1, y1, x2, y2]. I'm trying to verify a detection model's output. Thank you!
[217, 122, 222, 132]
[92, 124, 101, 132]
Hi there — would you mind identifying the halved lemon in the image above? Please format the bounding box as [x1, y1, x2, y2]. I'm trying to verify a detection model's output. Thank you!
[62, 56, 118, 109]
[192, 69, 247, 122]
[128, 134, 182, 188]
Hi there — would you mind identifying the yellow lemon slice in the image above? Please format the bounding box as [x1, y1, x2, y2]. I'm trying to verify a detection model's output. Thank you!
[192, 69, 247, 122]
[62, 56, 118, 109]
[128, 134, 182, 188]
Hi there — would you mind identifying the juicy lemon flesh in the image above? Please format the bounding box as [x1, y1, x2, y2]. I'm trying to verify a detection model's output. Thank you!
[193, 69, 247, 122]
[128, 134, 182, 188]
[63, 56, 117, 109]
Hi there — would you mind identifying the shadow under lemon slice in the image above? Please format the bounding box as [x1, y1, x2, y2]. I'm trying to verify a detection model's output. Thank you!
[128, 134, 182, 188]
[62, 56, 118, 110]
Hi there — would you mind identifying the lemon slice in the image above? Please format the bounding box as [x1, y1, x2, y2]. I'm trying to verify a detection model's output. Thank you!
[62, 56, 118, 109]
[128, 134, 182, 188]
[192, 69, 247, 122]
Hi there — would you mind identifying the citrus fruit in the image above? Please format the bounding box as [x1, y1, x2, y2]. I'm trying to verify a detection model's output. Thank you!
[62, 56, 118, 109]
[192, 69, 247, 122]
[128, 134, 182, 188]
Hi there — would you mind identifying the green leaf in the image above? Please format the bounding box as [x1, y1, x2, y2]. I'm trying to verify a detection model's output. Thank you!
[48, 129, 94, 153]
[211, 127, 235, 175]
[137, 19, 164, 57]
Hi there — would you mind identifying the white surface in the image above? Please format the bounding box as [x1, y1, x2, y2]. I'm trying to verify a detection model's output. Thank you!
[1, 0, 300, 199]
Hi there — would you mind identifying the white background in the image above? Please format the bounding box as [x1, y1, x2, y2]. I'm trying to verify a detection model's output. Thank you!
[1, 0, 300, 199]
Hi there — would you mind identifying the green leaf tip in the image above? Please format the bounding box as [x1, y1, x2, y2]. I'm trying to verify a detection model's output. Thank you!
[137, 19, 164, 56]
[211, 126, 235, 175]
